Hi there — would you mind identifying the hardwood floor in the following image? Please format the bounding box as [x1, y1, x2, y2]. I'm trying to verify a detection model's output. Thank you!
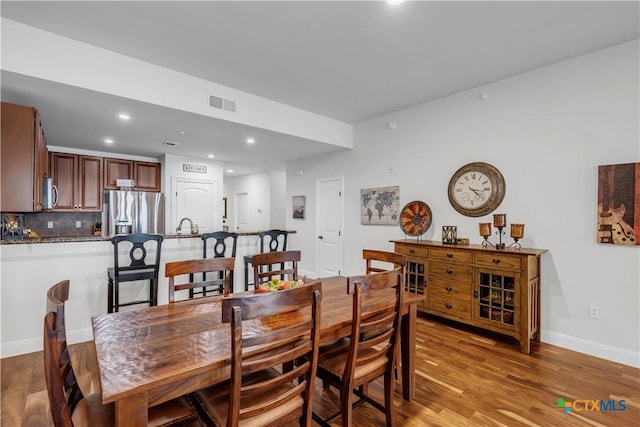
[3, 314, 638, 426]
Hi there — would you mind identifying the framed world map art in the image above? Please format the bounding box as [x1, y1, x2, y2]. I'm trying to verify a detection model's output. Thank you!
[597, 162, 639, 245]
[360, 186, 400, 225]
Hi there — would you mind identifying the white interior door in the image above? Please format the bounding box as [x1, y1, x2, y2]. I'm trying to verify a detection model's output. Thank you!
[235, 192, 248, 232]
[316, 177, 344, 277]
[172, 178, 216, 233]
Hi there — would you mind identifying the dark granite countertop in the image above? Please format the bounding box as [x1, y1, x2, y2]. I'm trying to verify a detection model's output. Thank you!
[0, 230, 295, 245]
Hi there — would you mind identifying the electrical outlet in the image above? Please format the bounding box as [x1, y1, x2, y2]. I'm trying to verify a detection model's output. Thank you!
[75, 221, 82, 228]
[589, 306, 600, 320]
[47, 221, 53, 229]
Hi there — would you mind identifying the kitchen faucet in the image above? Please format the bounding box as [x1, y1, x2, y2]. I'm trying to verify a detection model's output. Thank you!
[177, 217, 194, 234]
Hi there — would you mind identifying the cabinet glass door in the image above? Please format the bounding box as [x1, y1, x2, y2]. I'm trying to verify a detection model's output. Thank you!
[405, 259, 426, 296]
[477, 270, 516, 326]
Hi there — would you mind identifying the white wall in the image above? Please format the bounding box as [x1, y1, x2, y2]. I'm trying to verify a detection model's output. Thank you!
[286, 40, 640, 367]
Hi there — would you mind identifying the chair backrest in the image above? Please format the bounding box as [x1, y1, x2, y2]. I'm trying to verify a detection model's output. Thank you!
[258, 229, 288, 253]
[165, 257, 235, 302]
[111, 233, 163, 281]
[344, 268, 403, 389]
[222, 282, 322, 426]
[252, 250, 300, 287]
[44, 280, 84, 427]
[363, 249, 407, 275]
[201, 231, 239, 258]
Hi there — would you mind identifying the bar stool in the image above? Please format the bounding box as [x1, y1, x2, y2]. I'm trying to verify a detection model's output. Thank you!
[243, 229, 288, 291]
[107, 233, 163, 313]
[194, 231, 239, 297]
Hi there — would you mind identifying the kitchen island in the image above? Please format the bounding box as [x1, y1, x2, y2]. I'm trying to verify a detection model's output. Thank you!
[0, 231, 295, 358]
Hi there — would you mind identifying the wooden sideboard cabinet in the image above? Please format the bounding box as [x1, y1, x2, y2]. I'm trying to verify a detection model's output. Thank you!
[392, 240, 547, 354]
[50, 153, 103, 211]
[1, 102, 49, 212]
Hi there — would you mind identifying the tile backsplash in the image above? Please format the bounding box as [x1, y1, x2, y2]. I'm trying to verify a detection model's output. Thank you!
[19, 211, 102, 238]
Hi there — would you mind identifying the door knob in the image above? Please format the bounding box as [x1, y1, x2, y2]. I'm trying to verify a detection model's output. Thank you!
[318, 235, 324, 239]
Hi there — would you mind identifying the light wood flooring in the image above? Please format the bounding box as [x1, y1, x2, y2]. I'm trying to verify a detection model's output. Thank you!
[2, 315, 638, 426]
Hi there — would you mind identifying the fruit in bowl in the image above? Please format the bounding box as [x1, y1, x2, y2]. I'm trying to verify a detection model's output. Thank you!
[255, 278, 304, 293]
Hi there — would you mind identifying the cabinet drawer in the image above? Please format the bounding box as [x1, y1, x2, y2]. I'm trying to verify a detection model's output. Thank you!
[429, 294, 472, 320]
[430, 247, 473, 263]
[475, 253, 522, 270]
[428, 263, 472, 283]
[395, 244, 429, 258]
[429, 280, 472, 302]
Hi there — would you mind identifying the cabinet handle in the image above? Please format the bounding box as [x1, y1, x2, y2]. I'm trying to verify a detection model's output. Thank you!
[445, 286, 453, 292]
[409, 249, 415, 254]
[445, 304, 452, 309]
[446, 269, 453, 274]
[446, 253, 453, 258]
[492, 259, 501, 264]
[473, 291, 479, 298]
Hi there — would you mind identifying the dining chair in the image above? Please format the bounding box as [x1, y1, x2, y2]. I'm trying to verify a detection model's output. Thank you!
[243, 229, 289, 291]
[312, 268, 403, 427]
[363, 249, 407, 381]
[165, 257, 235, 303]
[192, 282, 322, 427]
[251, 250, 300, 288]
[197, 231, 239, 297]
[363, 249, 407, 276]
[107, 233, 163, 313]
[44, 279, 200, 427]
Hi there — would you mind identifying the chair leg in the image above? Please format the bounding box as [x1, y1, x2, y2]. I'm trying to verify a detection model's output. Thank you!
[107, 277, 114, 313]
[341, 386, 353, 427]
[114, 279, 120, 313]
[151, 279, 158, 306]
[244, 261, 250, 291]
[384, 372, 394, 426]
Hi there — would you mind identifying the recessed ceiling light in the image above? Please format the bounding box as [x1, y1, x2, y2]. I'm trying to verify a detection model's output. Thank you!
[208, 154, 215, 159]
[227, 169, 234, 173]
[387, 0, 405, 5]
[117, 113, 130, 120]
[104, 138, 114, 144]
[246, 138, 255, 144]
[178, 131, 185, 135]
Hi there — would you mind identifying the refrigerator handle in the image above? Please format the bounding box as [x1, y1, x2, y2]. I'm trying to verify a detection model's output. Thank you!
[52, 185, 59, 207]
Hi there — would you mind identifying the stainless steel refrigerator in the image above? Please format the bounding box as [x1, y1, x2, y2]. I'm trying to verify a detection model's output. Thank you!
[102, 190, 165, 236]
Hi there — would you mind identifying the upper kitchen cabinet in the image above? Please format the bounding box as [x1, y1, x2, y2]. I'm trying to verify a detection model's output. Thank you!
[1, 102, 49, 212]
[104, 158, 161, 192]
[50, 153, 103, 211]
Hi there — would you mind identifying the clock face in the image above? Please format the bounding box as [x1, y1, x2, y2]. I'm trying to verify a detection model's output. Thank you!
[452, 171, 494, 209]
[448, 162, 505, 217]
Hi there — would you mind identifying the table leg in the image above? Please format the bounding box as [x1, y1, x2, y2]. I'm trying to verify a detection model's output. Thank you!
[400, 303, 417, 401]
[115, 393, 148, 427]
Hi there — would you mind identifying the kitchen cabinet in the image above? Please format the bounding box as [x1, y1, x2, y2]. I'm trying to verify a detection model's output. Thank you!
[1, 102, 49, 212]
[50, 153, 103, 211]
[104, 158, 161, 192]
[392, 240, 547, 354]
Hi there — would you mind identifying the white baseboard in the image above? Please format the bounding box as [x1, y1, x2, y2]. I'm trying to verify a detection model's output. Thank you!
[1, 327, 94, 358]
[541, 329, 640, 368]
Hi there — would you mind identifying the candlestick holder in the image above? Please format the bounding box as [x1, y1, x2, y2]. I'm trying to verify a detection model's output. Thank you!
[479, 216, 524, 250]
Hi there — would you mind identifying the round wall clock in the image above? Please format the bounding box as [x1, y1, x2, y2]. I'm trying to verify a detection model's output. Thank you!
[399, 201, 432, 236]
[448, 162, 506, 217]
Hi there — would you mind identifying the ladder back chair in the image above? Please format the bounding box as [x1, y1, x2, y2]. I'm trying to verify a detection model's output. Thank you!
[165, 257, 235, 303]
[192, 282, 322, 427]
[197, 231, 239, 296]
[44, 280, 200, 427]
[252, 250, 300, 288]
[107, 233, 163, 313]
[312, 268, 404, 427]
[243, 229, 289, 291]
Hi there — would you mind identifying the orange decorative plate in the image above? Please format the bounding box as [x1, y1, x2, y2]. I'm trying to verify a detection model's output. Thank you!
[399, 201, 432, 236]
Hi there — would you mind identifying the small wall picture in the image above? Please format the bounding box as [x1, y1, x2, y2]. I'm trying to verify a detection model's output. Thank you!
[597, 163, 639, 245]
[293, 195, 305, 219]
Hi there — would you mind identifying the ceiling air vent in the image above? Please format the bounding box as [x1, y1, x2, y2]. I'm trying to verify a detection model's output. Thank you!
[162, 141, 180, 147]
[209, 94, 237, 113]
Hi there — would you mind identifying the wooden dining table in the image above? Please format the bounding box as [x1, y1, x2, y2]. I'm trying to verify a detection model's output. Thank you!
[92, 275, 424, 426]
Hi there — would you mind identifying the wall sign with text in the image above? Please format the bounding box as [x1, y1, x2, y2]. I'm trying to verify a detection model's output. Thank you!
[183, 164, 207, 174]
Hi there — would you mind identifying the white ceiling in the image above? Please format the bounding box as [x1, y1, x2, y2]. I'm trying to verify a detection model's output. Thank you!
[1, 1, 638, 176]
